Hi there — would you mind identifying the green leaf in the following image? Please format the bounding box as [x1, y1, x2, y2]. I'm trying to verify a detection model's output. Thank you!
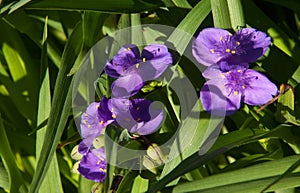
[147, 124, 288, 193]
[173, 155, 300, 193]
[132, 175, 149, 193]
[36, 17, 64, 193]
[167, 0, 211, 55]
[211, 0, 231, 28]
[0, 114, 27, 193]
[131, 13, 146, 47]
[169, 0, 192, 8]
[27, 0, 163, 13]
[4, 10, 62, 67]
[158, 101, 223, 186]
[105, 125, 120, 192]
[276, 86, 298, 125]
[261, 157, 300, 192]
[179, 175, 300, 193]
[227, 0, 245, 30]
[29, 22, 83, 193]
[0, 18, 39, 126]
[116, 171, 138, 193]
[0, 159, 9, 190]
[68, 11, 108, 76]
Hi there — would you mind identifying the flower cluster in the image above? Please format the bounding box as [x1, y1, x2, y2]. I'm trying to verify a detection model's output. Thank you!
[73, 44, 172, 183]
[192, 28, 278, 115]
[105, 44, 172, 97]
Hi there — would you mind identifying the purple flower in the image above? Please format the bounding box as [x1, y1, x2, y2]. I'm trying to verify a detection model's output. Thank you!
[108, 98, 165, 135]
[192, 28, 271, 71]
[79, 96, 114, 154]
[77, 147, 106, 182]
[200, 65, 278, 115]
[105, 44, 173, 97]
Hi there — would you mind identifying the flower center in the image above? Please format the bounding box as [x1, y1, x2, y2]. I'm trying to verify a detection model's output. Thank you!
[223, 69, 252, 96]
[210, 34, 245, 59]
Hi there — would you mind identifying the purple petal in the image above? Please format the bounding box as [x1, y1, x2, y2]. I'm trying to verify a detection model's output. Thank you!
[129, 108, 164, 135]
[78, 139, 91, 155]
[236, 28, 271, 53]
[98, 96, 114, 123]
[192, 28, 231, 66]
[200, 79, 241, 116]
[138, 44, 173, 80]
[141, 44, 171, 61]
[242, 70, 278, 105]
[202, 65, 224, 79]
[228, 28, 271, 64]
[111, 73, 144, 97]
[78, 148, 106, 182]
[104, 44, 140, 78]
[80, 102, 104, 139]
[130, 99, 152, 122]
[218, 60, 249, 72]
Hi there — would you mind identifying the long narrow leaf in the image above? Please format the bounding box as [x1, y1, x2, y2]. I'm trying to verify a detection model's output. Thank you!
[0, 113, 27, 193]
[173, 155, 300, 192]
[36, 16, 64, 193]
[29, 22, 83, 193]
[211, 0, 231, 28]
[27, 0, 163, 13]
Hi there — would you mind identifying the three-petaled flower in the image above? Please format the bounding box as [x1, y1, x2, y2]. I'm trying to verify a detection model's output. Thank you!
[105, 44, 172, 97]
[77, 147, 107, 182]
[79, 96, 114, 154]
[108, 98, 165, 135]
[79, 96, 165, 154]
[200, 65, 278, 115]
[192, 28, 271, 71]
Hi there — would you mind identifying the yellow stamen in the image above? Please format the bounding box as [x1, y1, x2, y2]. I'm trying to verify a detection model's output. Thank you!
[237, 69, 241, 73]
[112, 114, 116, 118]
[231, 50, 236, 54]
[226, 71, 231, 74]
[83, 120, 87, 125]
[136, 107, 140, 110]
[221, 74, 225, 77]
[84, 113, 88, 117]
[142, 58, 146, 62]
[219, 36, 223, 41]
[135, 63, 139, 69]
[99, 168, 106, 172]
[210, 49, 215, 54]
[96, 104, 99, 109]
[233, 91, 238, 95]
[99, 120, 104, 125]
[237, 41, 240, 46]
[87, 124, 91, 128]
[242, 85, 245, 89]
[97, 160, 101, 165]
[111, 108, 114, 112]
[226, 49, 230, 53]
[137, 118, 141, 122]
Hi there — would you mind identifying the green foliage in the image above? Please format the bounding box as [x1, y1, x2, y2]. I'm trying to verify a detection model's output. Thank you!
[0, 0, 300, 193]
